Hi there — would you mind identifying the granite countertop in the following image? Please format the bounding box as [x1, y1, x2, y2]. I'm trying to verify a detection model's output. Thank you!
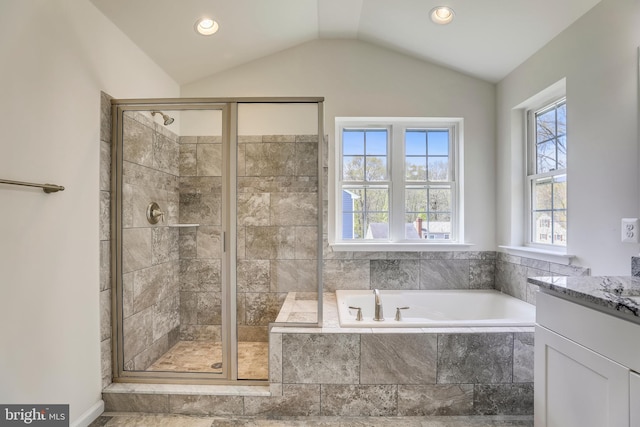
[528, 276, 640, 323]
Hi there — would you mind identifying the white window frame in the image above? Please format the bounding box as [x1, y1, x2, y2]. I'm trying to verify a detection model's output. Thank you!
[330, 117, 465, 251]
[525, 97, 567, 250]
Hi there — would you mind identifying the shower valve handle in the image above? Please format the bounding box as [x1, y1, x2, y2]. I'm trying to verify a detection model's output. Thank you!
[152, 209, 165, 222]
[146, 202, 165, 224]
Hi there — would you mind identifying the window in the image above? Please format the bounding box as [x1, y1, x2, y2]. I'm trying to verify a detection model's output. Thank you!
[527, 98, 567, 247]
[335, 118, 461, 245]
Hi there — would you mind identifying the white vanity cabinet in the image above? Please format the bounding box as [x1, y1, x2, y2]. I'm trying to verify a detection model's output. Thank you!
[535, 291, 640, 427]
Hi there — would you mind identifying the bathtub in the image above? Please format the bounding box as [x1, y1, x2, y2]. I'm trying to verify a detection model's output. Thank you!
[335, 289, 535, 327]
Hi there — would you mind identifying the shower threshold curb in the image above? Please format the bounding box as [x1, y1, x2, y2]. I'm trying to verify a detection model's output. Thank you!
[103, 383, 271, 396]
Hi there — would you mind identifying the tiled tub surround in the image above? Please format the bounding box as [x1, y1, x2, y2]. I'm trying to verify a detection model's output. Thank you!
[276, 332, 533, 416]
[495, 252, 590, 305]
[632, 255, 640, 277]
[103, 293, 534, 416]
[322, 251, 498, 292]
[321, 250, 591, 305]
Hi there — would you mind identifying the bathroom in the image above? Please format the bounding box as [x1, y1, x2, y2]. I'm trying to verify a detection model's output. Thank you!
[101, 96, 581, 420]
[2, 0, 640, 426]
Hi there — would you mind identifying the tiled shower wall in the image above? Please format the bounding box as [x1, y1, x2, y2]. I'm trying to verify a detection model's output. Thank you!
[176, 132, 321, 344]
[121, 111, 181, 370]
[236, 134, 320, 341]
[177, 135, 223, 342]
[99, 92, 112, 388]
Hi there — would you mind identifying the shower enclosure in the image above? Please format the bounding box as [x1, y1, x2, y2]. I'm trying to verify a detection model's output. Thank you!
[110, 98, 323, 383]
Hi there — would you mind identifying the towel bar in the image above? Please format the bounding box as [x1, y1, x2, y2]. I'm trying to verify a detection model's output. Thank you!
[0, 178, 65, 193]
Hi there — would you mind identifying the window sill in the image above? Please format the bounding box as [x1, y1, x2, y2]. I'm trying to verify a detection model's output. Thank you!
[330, 242, 475, 252]
[498, 245, 574, 265]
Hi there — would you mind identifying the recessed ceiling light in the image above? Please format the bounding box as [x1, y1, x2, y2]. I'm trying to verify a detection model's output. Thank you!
[195, 17, 219, 36]
[430, 6, 455, 25]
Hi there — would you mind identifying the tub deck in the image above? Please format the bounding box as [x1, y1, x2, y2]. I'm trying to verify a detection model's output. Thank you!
[274, 292, 535, 334]
[335, 289, 536, 328]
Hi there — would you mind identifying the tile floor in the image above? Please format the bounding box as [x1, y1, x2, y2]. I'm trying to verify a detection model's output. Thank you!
[147, 341, 268, 380]
[90, 414, 533, 426]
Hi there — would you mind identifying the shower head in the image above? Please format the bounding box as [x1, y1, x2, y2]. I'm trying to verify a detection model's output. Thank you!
[151, 111, 174, 126]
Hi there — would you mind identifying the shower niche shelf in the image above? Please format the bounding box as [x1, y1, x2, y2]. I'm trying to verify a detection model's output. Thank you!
[168, 224, 200, 228]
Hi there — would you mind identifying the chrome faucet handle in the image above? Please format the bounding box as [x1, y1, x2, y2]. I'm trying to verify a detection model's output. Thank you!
[395, 306, 409, 321]
[348, 306, 363, 321]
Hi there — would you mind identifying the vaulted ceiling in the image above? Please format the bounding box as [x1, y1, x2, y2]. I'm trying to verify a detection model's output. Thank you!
[91, 0, 601, 85]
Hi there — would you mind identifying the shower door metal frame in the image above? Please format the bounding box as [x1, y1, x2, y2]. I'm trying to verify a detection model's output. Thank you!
[110, 97, 324, 385]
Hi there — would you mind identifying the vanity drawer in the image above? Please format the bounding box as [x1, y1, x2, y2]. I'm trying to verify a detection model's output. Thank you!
[537, 291, 640, 372]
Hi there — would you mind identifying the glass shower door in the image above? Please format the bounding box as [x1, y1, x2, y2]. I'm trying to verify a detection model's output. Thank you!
[112, 97, 323, 384]
[116, 104, 231, 379]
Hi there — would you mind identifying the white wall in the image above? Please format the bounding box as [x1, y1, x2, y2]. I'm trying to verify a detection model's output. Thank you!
[178, 104, 318, 137]
[496, 0, 640, 275]
[237, 103, 318, 135]
[0, 0, 178, 424]
[182, 39, 497, 250]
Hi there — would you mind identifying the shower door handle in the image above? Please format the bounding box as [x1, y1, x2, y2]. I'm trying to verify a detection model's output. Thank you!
[223, 231, 226, 253]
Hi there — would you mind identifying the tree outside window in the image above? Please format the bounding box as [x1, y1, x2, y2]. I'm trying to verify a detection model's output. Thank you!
[529, 99, 567, 246]
[337, 120, 459, 243]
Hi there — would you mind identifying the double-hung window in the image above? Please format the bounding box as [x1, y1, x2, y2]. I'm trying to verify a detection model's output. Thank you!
[526, 99, 567, 247]
[335, 118, 461, 245]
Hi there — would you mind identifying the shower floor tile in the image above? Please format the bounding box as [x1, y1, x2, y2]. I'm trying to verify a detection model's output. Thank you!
[147, 340, 268, 379]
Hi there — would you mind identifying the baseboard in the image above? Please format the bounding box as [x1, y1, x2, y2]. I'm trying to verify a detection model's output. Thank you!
[71, 399, 104, 427]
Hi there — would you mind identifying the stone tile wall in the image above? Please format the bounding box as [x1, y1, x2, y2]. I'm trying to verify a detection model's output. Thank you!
[323, 250, 496, 291]
[104, 329, 534, 416]
[494, 252, 590, 305]
[270, 330, 534, 416]
[177, 136, 223, 342]
[236, 135, 320, 342]
[322, 247, 593, 306]
[99, 92, 112, 388]
[121, 111, 181, 370]
[632, 256, 640, 276]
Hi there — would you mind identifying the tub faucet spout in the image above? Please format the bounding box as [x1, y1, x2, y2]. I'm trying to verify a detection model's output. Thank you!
[373, 289, 384, 321]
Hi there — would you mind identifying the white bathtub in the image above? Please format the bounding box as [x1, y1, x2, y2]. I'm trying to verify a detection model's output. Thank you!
[335, 289, 535, 328]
